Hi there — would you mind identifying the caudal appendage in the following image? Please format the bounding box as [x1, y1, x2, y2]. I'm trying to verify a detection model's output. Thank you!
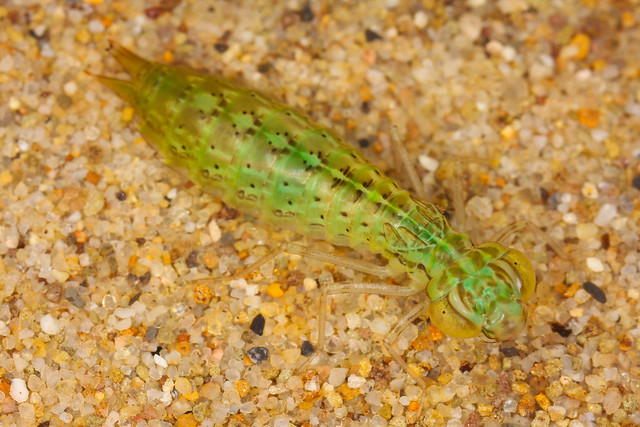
[88, 41, 155, 107]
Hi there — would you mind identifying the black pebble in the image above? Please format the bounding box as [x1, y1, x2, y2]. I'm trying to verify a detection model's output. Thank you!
[139, 271, 151, 285]
[214, 43, 228, 53]
[632, 173, 640, 191]
[129, 292, 142, 305]
[300, 4, 314, 22]
[301, 340, 314, 356]
[250, 313, 265, 336]
[257, 62, 272, 73]
[116, 190, 127, 201]
[247, 346, 269, 364]
[499, 347, 519, 357]
[358, 138, 371, 148]
[186, 251, 198, 268]
[583, 281, 607, 304]
[365, 29, 382, 42]
[551, 322, 572, 337]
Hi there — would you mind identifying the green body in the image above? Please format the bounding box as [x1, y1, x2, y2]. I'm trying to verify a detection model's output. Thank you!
[98, 44, 537, 341]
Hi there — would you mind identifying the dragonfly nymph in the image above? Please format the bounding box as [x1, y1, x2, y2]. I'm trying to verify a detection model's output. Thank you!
[95, 42, 537, 380]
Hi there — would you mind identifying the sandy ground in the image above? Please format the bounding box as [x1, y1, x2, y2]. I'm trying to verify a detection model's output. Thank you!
[1, 0, 639, 425]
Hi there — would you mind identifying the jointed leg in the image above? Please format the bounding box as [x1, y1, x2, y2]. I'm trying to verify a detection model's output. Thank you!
[297, 281, 426, 385]
[194, 239, 427, 385]
[381, 341, 427, 388]
[195, 232, 430, 386]
[451, 159, 467, 233]
[193, 241, 388, 286]
[284, 243, 389, 277]
[389, 125, 471, 234]
[438, 155, 564, 259]
[444, 156, 566, 259]
[385, 300, 427, 346]
[313, 282, 420, 353]
[390, 126, 427, 200]
[381, 301, 428, 388]
[490, 219, 567, 258]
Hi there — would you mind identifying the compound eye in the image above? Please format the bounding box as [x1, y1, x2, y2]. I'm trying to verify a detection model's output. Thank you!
[428, 297, 482, 339]
[502, 248, 536, 301]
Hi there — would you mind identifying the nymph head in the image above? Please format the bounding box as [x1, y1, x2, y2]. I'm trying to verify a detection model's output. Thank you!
[426, 242, 536, 341]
